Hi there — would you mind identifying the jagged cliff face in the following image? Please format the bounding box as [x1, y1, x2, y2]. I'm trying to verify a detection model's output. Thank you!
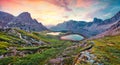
[95, 20, 120, 38]
[0, 11, 47, 31]
[109, 20, 120, 30]
[50, 11, 120, 37]
[8, 12, 48, 31]
[106, 20, 120, 35]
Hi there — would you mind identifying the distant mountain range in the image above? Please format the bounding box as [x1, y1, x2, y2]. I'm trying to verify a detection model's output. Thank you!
[1, 11, 120, 38]
[0, 11, 47, 31]
[50, 11, 120, 37]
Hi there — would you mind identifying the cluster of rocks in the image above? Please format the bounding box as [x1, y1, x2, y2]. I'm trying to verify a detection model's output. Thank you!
[74, 41, 103, 65]
[0, 47, 23, 59]
[75, 50, 103, 65]
[46, 41, 103, 65]
[47, 41, 93, 65]
[0, 47, 34, 59]
[48, 58, 64, 65]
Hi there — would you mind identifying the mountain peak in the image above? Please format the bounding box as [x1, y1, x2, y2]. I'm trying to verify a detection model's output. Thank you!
[17, 12, 33, 23]
[19, 12, 30, 15]
[18, 12, 31, 18]
[0, 11, 47, 31]
[116, 11, 120, 14]
[113, 11, 120, 18]
[93, 18, 103, 23]
[93, 17, 99, 20]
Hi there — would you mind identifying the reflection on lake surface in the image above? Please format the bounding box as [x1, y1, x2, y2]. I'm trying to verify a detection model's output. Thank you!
[61, 34, 84, 41]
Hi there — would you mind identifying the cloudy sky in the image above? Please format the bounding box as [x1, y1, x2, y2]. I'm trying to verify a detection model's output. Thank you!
[0, 0, 120, 27]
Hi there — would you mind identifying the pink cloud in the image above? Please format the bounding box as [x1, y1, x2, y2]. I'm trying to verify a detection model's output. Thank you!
[44, 0, 72, 11]
[75, 0, 95, 8]
[0, 0, 96, 11]
[0, 0, 20, 6]
[44, 0, 96, 11]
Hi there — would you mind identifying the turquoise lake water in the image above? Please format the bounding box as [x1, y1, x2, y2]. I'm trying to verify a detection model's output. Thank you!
[61, 34, 84, 41]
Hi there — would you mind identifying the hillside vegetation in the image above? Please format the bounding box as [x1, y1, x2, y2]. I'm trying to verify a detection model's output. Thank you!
[90, 35, 120, 65]
[0, 28, 120, 65]
[0, 28, 87, 65]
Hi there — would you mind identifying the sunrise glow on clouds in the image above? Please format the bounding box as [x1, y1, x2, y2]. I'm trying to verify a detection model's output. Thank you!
[0, 0, 120, 27]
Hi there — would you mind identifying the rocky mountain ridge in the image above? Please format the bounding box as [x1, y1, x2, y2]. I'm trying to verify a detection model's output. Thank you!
[94, 20, 120, 38]
[0, 11, 47, 31]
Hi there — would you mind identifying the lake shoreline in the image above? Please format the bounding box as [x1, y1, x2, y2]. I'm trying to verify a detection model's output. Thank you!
[60, 33, 86, 42]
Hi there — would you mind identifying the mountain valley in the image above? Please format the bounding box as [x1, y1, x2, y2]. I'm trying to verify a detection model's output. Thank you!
[0, 10, 120, 65]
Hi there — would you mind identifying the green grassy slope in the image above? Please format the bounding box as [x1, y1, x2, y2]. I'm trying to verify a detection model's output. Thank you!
[0, 29, 74, 65]
[0, 28, 120, 65]
[90, 35, 120, 65]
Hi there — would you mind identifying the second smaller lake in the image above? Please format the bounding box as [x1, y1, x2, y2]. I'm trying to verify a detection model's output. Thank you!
[46, 32, 61, 35]
[60, 34, 84, 41]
